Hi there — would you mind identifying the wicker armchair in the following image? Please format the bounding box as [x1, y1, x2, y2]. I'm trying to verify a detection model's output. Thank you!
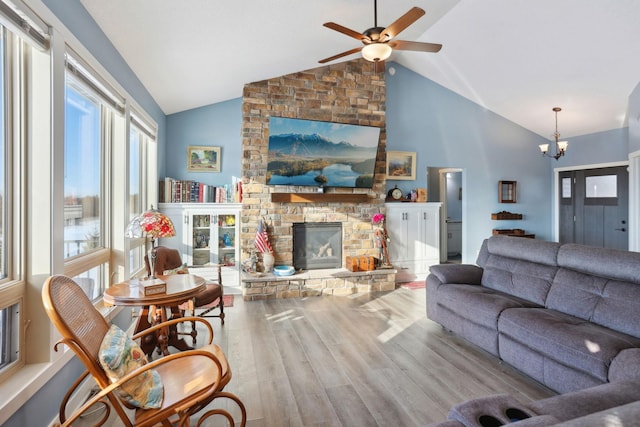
[42, 274, 246, 427]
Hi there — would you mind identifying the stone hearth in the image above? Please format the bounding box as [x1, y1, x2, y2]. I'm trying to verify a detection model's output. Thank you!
[242, 268, 396, 300]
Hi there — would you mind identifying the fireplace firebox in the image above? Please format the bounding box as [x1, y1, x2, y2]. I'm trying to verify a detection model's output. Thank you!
[293, 222, 342, 270]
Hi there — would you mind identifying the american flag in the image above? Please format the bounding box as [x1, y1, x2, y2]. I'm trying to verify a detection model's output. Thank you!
[255, 219, 273, 253]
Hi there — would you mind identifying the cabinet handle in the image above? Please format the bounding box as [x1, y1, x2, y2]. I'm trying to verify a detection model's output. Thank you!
[423, 212, 427, 220]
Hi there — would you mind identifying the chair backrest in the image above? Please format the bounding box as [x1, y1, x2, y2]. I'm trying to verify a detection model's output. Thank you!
[42, 275, 112, 388]
[145, 246, 183, 276]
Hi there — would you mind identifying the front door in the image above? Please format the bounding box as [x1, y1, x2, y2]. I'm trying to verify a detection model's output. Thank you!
[559, 166, 628, 250]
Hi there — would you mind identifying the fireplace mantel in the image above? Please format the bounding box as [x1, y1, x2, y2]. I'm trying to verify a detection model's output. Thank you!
[271, 193, 372, 203]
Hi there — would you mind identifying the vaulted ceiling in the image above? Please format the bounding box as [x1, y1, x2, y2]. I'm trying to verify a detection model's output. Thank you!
[79, 0, 640, 140]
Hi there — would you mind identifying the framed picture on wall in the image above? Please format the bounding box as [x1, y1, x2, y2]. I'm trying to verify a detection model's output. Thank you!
[187, 146, 221, 172]
[386, 151, 416, 180]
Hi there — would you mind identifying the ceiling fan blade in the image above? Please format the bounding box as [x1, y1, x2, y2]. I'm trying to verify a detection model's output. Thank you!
[379, 7, 425, 41]
[323, 22, 368, 41]
[388, 40, 442, 53]
[318, 47, 363, 64]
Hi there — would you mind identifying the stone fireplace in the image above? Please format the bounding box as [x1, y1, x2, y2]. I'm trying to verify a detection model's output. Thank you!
[292, 222, 342, 270]
[239, 59, 395, 299]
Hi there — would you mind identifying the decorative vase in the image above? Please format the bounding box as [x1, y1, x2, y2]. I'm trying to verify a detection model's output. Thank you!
[262, 252, 275, 272]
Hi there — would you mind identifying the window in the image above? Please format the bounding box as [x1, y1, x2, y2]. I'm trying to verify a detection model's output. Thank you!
[63, 54, 124, 300]
[0, 303, 18, 370]
[64, 83, 102, 259]
[0, 0, 159, 416]
[585, 174, 617, 198]
[128, 122, 146, 274]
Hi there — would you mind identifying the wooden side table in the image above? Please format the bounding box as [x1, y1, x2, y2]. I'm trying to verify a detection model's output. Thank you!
[104, 274, 205, 357]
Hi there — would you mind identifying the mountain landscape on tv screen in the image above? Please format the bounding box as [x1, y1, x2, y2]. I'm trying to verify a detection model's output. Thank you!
[267, 132, 379, 188]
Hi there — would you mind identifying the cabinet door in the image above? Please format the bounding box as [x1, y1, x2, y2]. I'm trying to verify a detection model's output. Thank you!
[189, 212, 213, 266]
[385, 206, 409, 263]
[419, 207, 440, 262]
[214, 213, 237, 268]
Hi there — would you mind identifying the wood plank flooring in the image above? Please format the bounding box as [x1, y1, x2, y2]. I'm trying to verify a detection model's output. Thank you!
[192, 287, 555, 426]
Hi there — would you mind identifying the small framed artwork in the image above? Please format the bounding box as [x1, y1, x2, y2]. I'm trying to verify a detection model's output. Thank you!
[187, 146, 221, 172]
[499, 180, 517, 203]
[386, 151, 416, 181]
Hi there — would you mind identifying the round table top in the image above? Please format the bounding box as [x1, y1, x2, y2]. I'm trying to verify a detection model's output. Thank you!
[103, 274, 206, 306]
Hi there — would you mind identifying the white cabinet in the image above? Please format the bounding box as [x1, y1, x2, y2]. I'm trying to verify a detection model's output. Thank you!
[158, 203, 241, 286]
[386, 202, 441, 280]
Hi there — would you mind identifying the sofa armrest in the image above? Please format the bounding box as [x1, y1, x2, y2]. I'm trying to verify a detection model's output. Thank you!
[428, 264, 483, 285]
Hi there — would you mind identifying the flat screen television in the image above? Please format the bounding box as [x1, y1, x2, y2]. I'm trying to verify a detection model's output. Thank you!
[266, 117, 381, 188]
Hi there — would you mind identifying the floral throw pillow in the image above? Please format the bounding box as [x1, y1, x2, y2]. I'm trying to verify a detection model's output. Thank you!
[98, 324, 164, 409]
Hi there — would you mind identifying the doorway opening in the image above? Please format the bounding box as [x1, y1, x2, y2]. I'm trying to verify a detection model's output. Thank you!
[428, 167, 464, 263]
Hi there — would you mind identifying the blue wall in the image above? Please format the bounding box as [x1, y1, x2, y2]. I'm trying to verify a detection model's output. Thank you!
[549, 127, 628, 168]
[385, 63, 553, 259]
[166, 98, 243, 185]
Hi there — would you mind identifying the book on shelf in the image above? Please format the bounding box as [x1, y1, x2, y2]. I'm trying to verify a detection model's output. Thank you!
[159, 177, 243, 203]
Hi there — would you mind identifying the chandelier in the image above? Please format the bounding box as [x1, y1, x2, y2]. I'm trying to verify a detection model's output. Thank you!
[539, 107, 568, 160]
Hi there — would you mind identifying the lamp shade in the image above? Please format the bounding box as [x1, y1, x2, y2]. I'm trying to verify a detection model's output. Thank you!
[362, 43, 392, 62]
[139, 208, 176, 239]
[125, 207, 176, 239]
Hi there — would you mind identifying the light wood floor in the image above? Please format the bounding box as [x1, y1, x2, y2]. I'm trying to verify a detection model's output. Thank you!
[194, 287, 555, 426]
[78, 287, 556, 426]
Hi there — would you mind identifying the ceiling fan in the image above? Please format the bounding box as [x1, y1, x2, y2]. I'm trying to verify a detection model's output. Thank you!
[319, 0, 442, 65]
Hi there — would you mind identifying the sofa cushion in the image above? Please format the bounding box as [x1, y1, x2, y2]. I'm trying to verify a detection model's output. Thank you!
[481, 256, 558, 306]
[484, 235, 561, 267]
[546, 268, 640, 339]
[557, 243, 640, 284]
[609, 348, 640, 382]
[437, 284, 540, 330]
[498, 308, 640, 382]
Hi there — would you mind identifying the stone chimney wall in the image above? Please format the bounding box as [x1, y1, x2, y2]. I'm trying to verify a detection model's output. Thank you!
[240, 59, 387, 269]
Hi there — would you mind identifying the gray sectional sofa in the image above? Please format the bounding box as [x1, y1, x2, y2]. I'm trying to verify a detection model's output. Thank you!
[427, 235, 640, 394]
[425, 235, 640, 426]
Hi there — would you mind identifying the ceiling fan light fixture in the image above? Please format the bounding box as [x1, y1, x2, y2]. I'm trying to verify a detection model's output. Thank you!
[362, 43, 392, 62]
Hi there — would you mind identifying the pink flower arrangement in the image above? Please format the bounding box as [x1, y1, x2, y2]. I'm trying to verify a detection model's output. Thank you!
[372, 213, 385, 224]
